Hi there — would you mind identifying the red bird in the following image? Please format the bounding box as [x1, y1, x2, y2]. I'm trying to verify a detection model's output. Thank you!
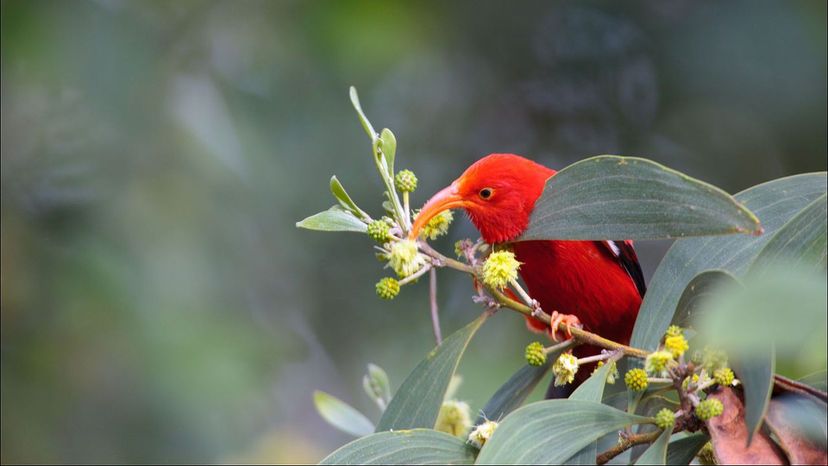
[409, 154, 645, 392]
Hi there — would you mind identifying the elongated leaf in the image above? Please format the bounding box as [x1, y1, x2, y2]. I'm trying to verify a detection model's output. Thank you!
[520, 156, 761, 241]
[631, 173, 827, 351]
[380, 128, 397, 175]
[750, 193, 827, 271]
[320, 429, 476, 465]
[296, 205, 367, 233]
[665, 433, 709, 465]
[330, 176, 366, 219]
[476, 400, 650, 464]
[733, 347, 776, 444]
[565, 361, 615, 464]
[634, 428, 672, 465]
[314, 390, 375, 437]
[376, 314, 488, 431]
[349, 86, 376, 140]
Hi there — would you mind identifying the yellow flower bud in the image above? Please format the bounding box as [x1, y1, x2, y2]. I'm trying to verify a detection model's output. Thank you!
[664, 334, 689, 358]
[695, 398, 724, 421]
[367, 219, 392, 243]
[375, 277, 400, 300]
[645, 351, 675, 376]
[395, 169, 418, 193]
[625, 368, 649, 391]
[655, 408, 675, 430]
[714, 367, 736, 387]
[665, 325, 683, 338]
[525, 342, 547, 367]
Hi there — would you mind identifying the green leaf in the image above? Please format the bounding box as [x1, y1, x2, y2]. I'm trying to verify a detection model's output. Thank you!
[634, 428, 672, 465]
[733, 347, 776, 444]
[520, 156, 761, 241]
[565, 360, 615, 464]
[313, 390, 375, 438]
[750, 193, 827, 272]
[476, 400, 650, 464]
[296, 205, 367, 233]
[665, 433, 709, 465]
[671, 269, 739, 329]
[330, 176, 367, 219]
[376, 314, 488, 431]
[570, 359, 613, 401]
[476, 346, 568, 424]
[363, 363, 392, 411]
[319, 429, 476, 465]
[349, 86, 376, 140]
[380, 128, 397, 175]
[631, 172, 827, 351]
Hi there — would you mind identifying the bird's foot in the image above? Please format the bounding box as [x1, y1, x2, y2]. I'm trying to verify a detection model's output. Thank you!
[548, 311, 582, 342]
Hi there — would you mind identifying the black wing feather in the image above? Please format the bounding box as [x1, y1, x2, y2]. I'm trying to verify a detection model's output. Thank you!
[597, 240, 647, 297]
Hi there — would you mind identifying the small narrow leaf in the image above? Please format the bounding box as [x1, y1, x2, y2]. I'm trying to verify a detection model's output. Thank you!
[380, 128, 397, 175]
[632, 173, 827, 351]
[349, 86, 376, 140]
[733, 347, 776, 444]
[362, 363, 392, 411]
[320, 429, 476, 465]
[476, 400, 650, 464]
[665, 433, 709, 465]
[314, 390, 375, 437]
[296, 205, 367, 233]
[330, 176, 366, 219]
[634, 428, 672, 465]
[376, 313, 488, 431]
[520, 155, 761, 241]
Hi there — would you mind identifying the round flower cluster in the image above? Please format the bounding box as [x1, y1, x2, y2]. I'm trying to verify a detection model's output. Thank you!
[655, 408, 675, 430]
[367, 219, 392, 243]
[375, 277, 400, 300]
[388, 239, 427, 278]
[481, 251, 521, 290]
[625, 368, 648, 391]
[419, 209, 454, 240]
[524, 342, 547, 367]
[395, 169, 418, 193]
[695, 398, 724, 421]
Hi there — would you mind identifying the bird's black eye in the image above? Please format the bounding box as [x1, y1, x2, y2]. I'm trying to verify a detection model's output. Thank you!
[479, 188, 493, 200]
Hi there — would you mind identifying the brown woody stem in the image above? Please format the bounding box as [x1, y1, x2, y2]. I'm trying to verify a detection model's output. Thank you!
[596, 430, 662, 465]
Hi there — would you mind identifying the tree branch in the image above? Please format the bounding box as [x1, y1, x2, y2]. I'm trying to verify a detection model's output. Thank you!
[596, 429, 662, 465]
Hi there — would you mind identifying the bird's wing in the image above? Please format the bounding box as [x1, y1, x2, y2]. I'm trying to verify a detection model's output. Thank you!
[597, 240, 646, 297]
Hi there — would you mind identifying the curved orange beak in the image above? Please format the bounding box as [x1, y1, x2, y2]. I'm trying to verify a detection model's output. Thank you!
[409, 182, 467, 240]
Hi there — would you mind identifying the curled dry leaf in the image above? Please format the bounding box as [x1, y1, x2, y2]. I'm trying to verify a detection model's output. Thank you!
[705, 387, 786, 465]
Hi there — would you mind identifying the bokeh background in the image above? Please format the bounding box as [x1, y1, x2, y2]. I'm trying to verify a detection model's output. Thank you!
[1, 0, 826, 463]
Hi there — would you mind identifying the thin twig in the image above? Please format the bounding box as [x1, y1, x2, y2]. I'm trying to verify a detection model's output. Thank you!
[596, 430, 662, 465]
[429, 268, 442, 345]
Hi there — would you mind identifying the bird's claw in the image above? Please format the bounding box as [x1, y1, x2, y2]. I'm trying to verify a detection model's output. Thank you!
[548, 311, 582, 342]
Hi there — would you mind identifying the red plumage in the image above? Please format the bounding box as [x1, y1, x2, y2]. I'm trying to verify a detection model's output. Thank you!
[410, 154, 645, 391]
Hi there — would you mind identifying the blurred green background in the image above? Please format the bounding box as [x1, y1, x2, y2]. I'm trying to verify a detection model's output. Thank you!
[1, 0, 825, 463]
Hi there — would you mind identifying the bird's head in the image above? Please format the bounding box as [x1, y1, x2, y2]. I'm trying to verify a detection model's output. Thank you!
[410, 153, 556, 244]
